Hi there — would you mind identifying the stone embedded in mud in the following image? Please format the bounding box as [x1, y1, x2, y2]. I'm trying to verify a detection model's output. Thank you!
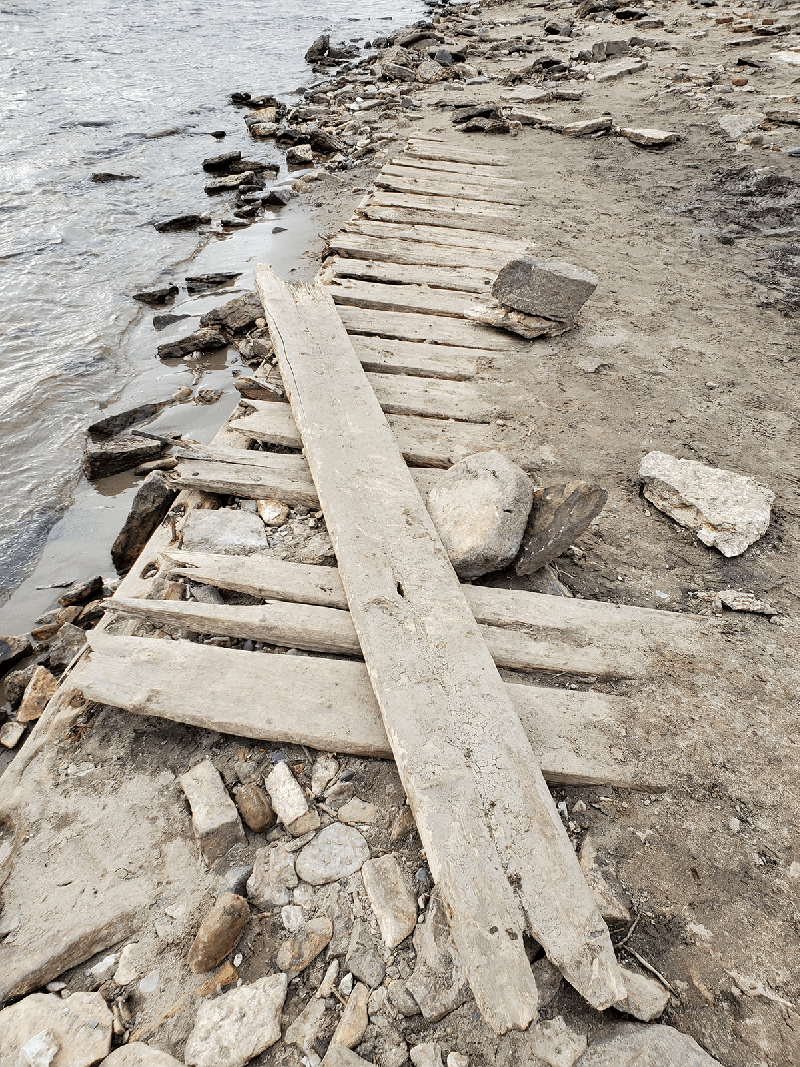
[717, 112, 765, 140]
[295, 823, 371, 885]
[516, 481, 607, 576]
[102, 1041, 184, 1065]
[286, 144, 315, 165]
[619, 127, 679, 147]
[202, 150, 241, 172]
[47, 623, 87, 671]
[563, 116, 613, 137]
[277, 916, 333, 975]
[406, 887, 469, 1023]
[183, 972, 288, 1067]
[594, 58, 647, 82]
[111, 471, 177, 575]
[181, 508, 268, 556]
[179, 759, 246, 866]
[361, 855, 417, 949]
[345, 918, 386, 989]
[132, 284, 179, 304]
[0, 635, 32, 676]
[387, 980, 421, 1017]
[576, 1022, 722, 1066]
[264, 760, 311, 830]
[331, 981, 370, 1048]
[200, 292, 263, 334]
[285, 996, 329, 1051]
[323, 1045, 373, 1067]
[156, 326, 228, 359]
[187, 893, 250, 974]
[579, 834, 632, 925]
[427, 451, 534, 579]
[0, 992, 112, 1067]
[233, 782, 275, 832]
[410, 1043, 444, 1067]
[639, 451, 774, 557]
[616, 965, 670, 1021]
[492, 258, 599, 324]
[416, 59, 448, 83]
[246, 842, 298, 908]
[16, 667, 58, 724]
[338, 798, 377, 826]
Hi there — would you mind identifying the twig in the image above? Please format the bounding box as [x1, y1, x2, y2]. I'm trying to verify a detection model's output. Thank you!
[613, 914, 640, 948]
[622, 946, 679, 998]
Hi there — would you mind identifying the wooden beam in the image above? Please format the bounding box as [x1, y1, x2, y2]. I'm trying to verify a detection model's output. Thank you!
[78, 633, 647, 791]
[404, 141, 512, 166]
[326, 275, 491, 321]
[323, 256, 496, 297]
[375, 174, 527, 206]
[338, 305, 525, 353]
[342, 219, 529, 253]
[329, 233, 517, 273]
[370, 190, 522, 219]
[390, 155, 517, 180]
[382, 163, 523, 189]
[254, 266, 625, 1030]
[357, 203, 517, 234]
[353, 336, 483, 381]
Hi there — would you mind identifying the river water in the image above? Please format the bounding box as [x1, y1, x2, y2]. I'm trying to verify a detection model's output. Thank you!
[0, 0, 423, 632]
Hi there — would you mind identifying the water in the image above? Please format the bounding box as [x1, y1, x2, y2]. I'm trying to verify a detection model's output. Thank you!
[0, 0, 423, 631]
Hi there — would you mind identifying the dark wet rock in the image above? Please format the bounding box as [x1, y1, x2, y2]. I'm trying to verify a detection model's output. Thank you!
[203, 150, 242, 172]
[157, 327, 228, 359]
[212, 130, 226, 138]
[516, 482, 608, 576]
[305, 34, 331, 62]
[452, 102, 505, 125]
[153, 215, 207, 233]
[85, 437, 163, 480]
[272, 226, 287, 234]
[48, 623, 87, 670]
[310, 129, 347, 155]
[185, 272, 241, 293]
[235, 377, 284, 401]
[434, 48, 453, 66]
[111, 471, 177, 575]
[248, 94, 280, 109]
[0, 637, 32, 678]
[91, 172, 138, 183]
[234, 205, 259, 219]
[222, 217, 250, 228]
[4, 664, 38, 708]
[205, 172, 255, 194]
[229, 159, 280, 175]
[88, 400, 173, 437]
[132, 284, 179, 306]
[264, 187, 296, 206]
[231, 91, 252, 103]
[58, 575, 103, 608]
[153, 313, 192, 331]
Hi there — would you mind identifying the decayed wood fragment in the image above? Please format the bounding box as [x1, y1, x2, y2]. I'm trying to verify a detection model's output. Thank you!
[254, 266, 626, 1031]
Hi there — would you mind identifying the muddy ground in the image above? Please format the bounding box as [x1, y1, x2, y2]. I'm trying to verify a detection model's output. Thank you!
[2, 0, 800, 1065]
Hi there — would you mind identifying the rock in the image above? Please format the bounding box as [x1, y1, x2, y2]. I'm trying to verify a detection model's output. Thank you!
[416, 60, 448, 83]
[339, 798, 377, 825]
[717, 112, 765, 140]
[286, 144, 315, 165]
[196, 389, 223, 404]
[317, 959, 340, 999]
[184, 972, 288, 1067]
[332, 981, 370, 1048]
[515, 481, 607, 576]
[526, 563, 573, 597]
[563, 117, 613, 137]
[181, 508, 269, 556]
[250, 122, 279, 137]
[619, 127, 679, 147]
[595, 58, 647, 82]
[296, 823, 370, 885]
[88, 401, 173, 437]
[281, 905, 305, 932]
[1, 720, 26, 748]
[188, 583, 224, 606]
[766, 109, 800, 125]
[305, 33, 330, 61]
[575, 1022, 722, 1065]
[345, 919, 386, 989]
[153, 215, 205, 233]
[545, 19, 572, 36]
[448, 1056, 468, 1067]
[111, 471, 177, 574]
[92, 172, 138, 183]
[132, 284, 179, 304]
[156, 326, 228, 359]
[532, 957, 563, 1008]
[406, 887, 469, 1022]
[202, 150, 241, 172]
[185, 272, 241, 293]
[101, 1043, 184, 1065]
[47, 624, 87, 671]
[285, 996, 329, 1051]
[200, 292, 263, 334]
[5, 663, 38, 707]
[113, 942, 148, 986]
[411, 1044, 444, 1067]
[387, 980, 420, 1017]
[0, 992, 112, 1067]
[88, 954, 118, 983]
[311, 754, 339, 796]
[204, 172, 255, 193]
[427, 451, 534, 578]
[219, 864, 254, 897]
[616, 966, 670, 1021]
[298, 531, 336, 565]
[180, 759, 246, 866]
[264, 187, 295, 206]
[361, 855, 417, 949]
[531, 1016, 587, 1067]
[277, 916, 333, 975]
[0, 635, 32, 676]
[579, 834, 632, 924]
[639, 451, 774, 557]
[390, 808, 415, 842]
[187, 893, 250, 974]
[492, 258, 599, 324]
[264, 760, 312, 832]
[233, 783, 275, 832]
[696, 589, 777, 616]
[8, 668, 53, 723]
[466, 300, 569, 339]
[325, 781, 355, 811]
[85, 437, 163, 479]
[324, 1046, 373, 1067]
[246, 843, 298, 908]
[20, 1029, 60, 1067]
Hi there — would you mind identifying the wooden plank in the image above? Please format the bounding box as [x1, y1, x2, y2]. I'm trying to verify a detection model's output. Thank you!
[323, 256, 496, 296]
[375, 173, 527, 205]
[78, 632, 645, 791]
[353, 335, 483, 380]
[405, 141, 512, 167]
[326, 275, 489, 321]
[390, 155, 516, 179]
[162, 551, 718, 680]
[230, 402, 492, 468]
[329, 233, 517, 273]
[369, 189, 522, 219]
[357, 202, 517, 234]
[342, 219, 529, 254]
[338, 305, 526, 353]
[254, 267, 624, 1029]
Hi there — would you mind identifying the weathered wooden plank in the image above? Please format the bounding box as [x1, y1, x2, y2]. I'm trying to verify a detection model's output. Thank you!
[354, 335, 483, 380]
[370, 372, 490, 421]
[79, 633, 647, 791]
[369, 189, 522, 219]
[327, 274, 489, 321]
[254, 267, 624, 1029]
[383, 163, 522, 189]
[230, 402, 492, 468]
[339, 305, 526, 353]
[330, 232, 517, 273]
[323, 256, 496, 296]
[405, 140, 511, 166]
[390, 155, 516, 179]
[357, 202, 515, 234]
[375, 173, 527, 205]
[342, 219, 529, 253]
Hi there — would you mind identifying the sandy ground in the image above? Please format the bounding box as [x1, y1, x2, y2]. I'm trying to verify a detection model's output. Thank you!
[2, 1, 800, 1065]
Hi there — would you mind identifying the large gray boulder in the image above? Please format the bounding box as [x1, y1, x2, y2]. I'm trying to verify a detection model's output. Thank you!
[575, 1022, 723, 1065]
[427, 451, 534, 578]
[639, 451, 774, 557]
[111, 471, 177, 574]
[492, 258, 598, 324]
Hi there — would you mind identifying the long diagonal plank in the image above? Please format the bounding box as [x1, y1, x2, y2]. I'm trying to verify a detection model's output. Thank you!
[230, 403, 493, 468]
[77, 632, 645, 790]
[375, 174, 527, 205]
[338, 305, 527, 352]
[163, 551, 718, 680]
[254, 266, 625, 1030]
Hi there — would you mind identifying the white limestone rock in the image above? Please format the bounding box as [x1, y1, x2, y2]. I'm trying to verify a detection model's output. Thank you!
[0, 992, 112, 1067]
[639, 451, 774, 557]
[101, 1043, 184, 1066]
[717, 112, 765, 140]
[264, 760, 311, 831]
[247, 842, 299, 908]
[619, 127, 679, 147]
[615, 966, 670, 1021]
[575, 1022, 723, 1065]
[183, 972, 288, 1067]
[181, 508, 268, 555]
[295, 823, 370, 885]
[427, 451, 534, 578]
[406, 887, 469, 1022]
[361, 855, 417, 949]
[411, 1043, 444, 1067]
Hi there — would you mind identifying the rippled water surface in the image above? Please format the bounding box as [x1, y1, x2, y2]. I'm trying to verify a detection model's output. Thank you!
[0, 0, 423, 624]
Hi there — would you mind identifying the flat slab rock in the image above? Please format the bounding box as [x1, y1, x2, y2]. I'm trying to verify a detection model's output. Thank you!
[639, 451, 774, 557]
[620, 127, 679, 147]
[184, 972, 288, 1067]
[516, 481, 607, 576]
[102, 1043, 184, 1065]
[492, 258, 598, 324]
[575, 1021, 723, 1065]
[181, 508, 268, 556]
[295, 824, 370, 885]
[0, 991, 113, 1067]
